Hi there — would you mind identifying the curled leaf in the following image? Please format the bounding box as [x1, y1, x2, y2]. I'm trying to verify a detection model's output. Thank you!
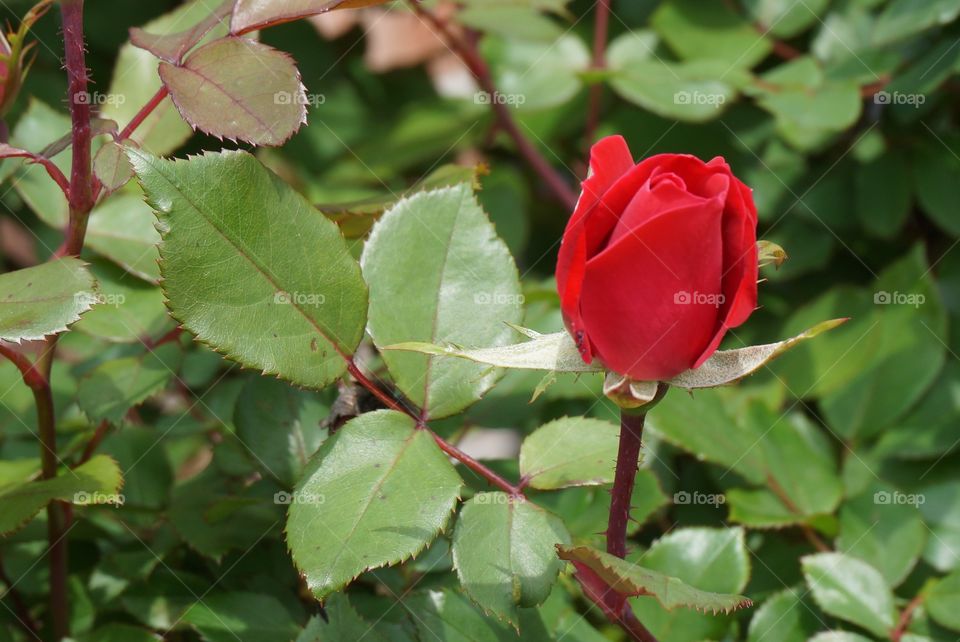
[666, 318, 848, 390]
[386, 329, 600, 373]
[557, 545, 753, 614]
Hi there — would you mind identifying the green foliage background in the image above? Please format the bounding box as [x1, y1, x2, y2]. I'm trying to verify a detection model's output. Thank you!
[1, 0, 959, 641]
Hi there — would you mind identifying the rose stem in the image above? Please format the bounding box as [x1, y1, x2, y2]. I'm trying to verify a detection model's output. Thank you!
[584, 0, 611, 147]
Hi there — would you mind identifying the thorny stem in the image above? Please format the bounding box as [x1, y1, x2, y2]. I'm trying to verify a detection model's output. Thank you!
[606, 386, 668, 559]
[59, 0, 94, 258]
[409, 2, 578, 211]
[346, 360, 521, 494]
[606, 410, 646, 558]
[584, 0, 611, 148]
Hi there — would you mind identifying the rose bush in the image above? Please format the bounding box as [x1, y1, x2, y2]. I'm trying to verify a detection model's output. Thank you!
[556, 135, 759, 382]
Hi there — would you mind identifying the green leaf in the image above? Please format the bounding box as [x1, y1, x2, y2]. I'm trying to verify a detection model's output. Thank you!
[927, 569, 960, 631]
[160, 37, 307, 146]
[819, 246, 947, 440]
[557, 542, 752, 613]
[652, 0, 771, 69]
[918, 480, 960, 572]
[130, 0, 233, 63]
[808, 633, 875, 642]
[297, 593, 387, 642]
[182, 592, 300, 642]
[667, 319, 848, 389]
[485, 35, 590, 110]
[628, 527, 751, 640]
[287, 410, 462, 599]
[103, 2, 211, 155]
[741, 0, 830, 37]
[726, 488, 806, 529]
[459, 5, 564, 41]
[912, 140, 960, 236]
[801, 553, 896, 637]
[519, 417, 619, 489]
[318, 163, 486, 239]
[130, 149, 368, 390]
[452, 493, 569, 624]
[77, 343, 182, 423]
[169, 470, 278, 561]
[837, 484, 926, 586]
[231, 0, 390, 34]
[0, 455, 123, 535]
[0, 258, 97, 342]
[362, 184, 523, 419]
[85, 192, 163, 282]
[93, 141, 135, 193]
[73, 261, 170, 343]
[753, 58, 862, 151]
[407, 589, 552, 641]
[387, 329, 598, 374]
[233, 376, 328, 487]
[607, 33, 739, 123]
[855, 153, 911, 239]
[99, 427, 174, 509]
[873, 0, 960, 45]
[874, 361, 960, 458]
[747, 588, 821, 642]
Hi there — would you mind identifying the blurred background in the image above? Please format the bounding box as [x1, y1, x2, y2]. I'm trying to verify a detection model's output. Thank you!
[1, 1, 959, 640]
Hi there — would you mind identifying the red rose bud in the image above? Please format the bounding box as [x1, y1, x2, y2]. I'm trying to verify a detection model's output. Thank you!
[556, 135, 759, 381]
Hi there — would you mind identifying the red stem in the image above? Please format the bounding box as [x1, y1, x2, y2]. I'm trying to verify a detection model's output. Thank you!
[59, 0, 93, 257]
[0, 344, 47, 390]
[585, 0, 611, 147]
[607, 410, 645, 558]
[430, 431, 520, 495]
[410, 3, 578, 211]
[117, 86, 169, 142]
[346, 361, 412, 415]
[346, 361, 520, 494]
[891, 593, 924, 642]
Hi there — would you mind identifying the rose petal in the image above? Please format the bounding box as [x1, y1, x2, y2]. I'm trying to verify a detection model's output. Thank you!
[579, 196, 725, 380]
[556, 135, 634, 362]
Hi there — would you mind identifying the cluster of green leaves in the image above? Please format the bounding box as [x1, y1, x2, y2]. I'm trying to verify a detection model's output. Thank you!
[0, 0, 959, 641]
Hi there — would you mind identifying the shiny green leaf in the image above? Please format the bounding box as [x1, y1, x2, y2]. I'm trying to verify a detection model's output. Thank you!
[362, 184, 523, 418]
[287, 410, 462, 599]
[452, 493, 569, 624]
[130, 149, 368, 390]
